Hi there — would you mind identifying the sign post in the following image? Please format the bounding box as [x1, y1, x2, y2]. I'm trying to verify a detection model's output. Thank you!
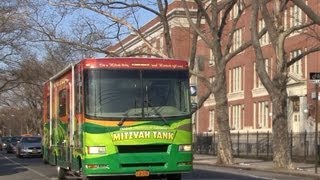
[316, 83, 319, 174]
[310, 72, 320, 173]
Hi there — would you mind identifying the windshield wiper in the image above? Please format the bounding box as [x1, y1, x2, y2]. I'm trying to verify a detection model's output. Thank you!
[118, 109, 142, 126]
[147, 101, 169, 126]
[118, 111, 129, 126]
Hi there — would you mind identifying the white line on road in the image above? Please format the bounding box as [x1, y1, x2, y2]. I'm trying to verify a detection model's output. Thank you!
[1, 154, 51, 180]
[195, 165, 274, 180]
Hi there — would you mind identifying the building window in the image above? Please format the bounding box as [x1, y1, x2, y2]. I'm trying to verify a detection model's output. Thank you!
[230, 1, 243, 20]
[229, 66, 243, 93]
[210, 77, 215, 99]
[284, 5, 304, 32]
[231, 28, 243, 52]
[289, 49, 302, 76]
[284, 9, 288, 30]
[256, 101, 269, 129]
[292, 97, 300, 112]
[288, 5, 303, 35]
[58, 89, 67, 117]
[209, 50, 215, 66]
[230, 105, 242, 130]
[258, 19, 270, 46]
[290, 5, 302, 28]
[209, 110, 215, 132]
[254, 59, 269, 88]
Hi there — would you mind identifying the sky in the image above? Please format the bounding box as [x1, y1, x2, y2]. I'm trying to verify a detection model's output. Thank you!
[23, 1, 173, 59]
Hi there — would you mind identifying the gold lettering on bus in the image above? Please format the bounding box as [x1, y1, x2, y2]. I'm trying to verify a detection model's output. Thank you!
[112, 131, 174, 141]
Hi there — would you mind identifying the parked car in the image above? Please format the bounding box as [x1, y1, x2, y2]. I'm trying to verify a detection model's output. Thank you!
[1, 136, 11, 150]
[6, 136, 21, 153]
[16, 136, 42, 158]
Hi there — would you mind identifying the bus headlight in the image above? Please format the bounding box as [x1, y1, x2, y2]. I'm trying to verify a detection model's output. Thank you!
[87, 146, 106, 154]
[178, 144, 192, 152]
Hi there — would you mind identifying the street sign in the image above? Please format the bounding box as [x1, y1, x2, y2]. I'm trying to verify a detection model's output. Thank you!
[310, 72, 320, 84]
[310, 72, 320, 80]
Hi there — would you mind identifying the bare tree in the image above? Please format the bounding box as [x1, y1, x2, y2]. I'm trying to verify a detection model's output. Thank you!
[181, 0, 258, 165]
[0, 1, 31, 93]
[25, 0, 178, 58]
[291, 0, 320, 25]
[0, 42, 79, 135]
[0, 1, 41, 134]
[250, 0, 320, 169]
[0, 1, 90, 135]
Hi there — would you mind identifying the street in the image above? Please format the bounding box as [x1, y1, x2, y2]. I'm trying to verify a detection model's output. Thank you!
[0, 152, 56, 179]
[0, 152, 313, 180]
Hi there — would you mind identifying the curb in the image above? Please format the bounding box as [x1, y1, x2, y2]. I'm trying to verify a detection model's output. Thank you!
[193, 161, 320, 179]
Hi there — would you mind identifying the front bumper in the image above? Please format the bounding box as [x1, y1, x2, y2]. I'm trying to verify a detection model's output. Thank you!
[7, 146, 17, 153]
[19, 149, 42, 156]
[82, 151, 192, 177]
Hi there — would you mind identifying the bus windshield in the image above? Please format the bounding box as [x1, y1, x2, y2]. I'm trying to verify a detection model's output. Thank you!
[84, 69, 190, 119]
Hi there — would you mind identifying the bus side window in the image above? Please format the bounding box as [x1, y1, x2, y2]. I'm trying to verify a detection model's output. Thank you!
[76, 71, 82, 113]
[58, 89, 67, 117]
[46, 96, 50, 120]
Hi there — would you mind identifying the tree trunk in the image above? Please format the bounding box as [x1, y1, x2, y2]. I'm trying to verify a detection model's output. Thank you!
[271, 78, 292, 169]
[214, 64, 234, 165]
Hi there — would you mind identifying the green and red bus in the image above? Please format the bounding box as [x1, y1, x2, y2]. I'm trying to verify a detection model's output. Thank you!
[42, 57, 193, 179]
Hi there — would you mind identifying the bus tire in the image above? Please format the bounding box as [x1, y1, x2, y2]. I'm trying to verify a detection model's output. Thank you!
[43, 159, 48, 164]
[57, 166, 67, 179]
[51, 154, 57, 166]
[43, 155, 49, 164]
[167, 173, 181, 180]
[82, 175, 97, 180]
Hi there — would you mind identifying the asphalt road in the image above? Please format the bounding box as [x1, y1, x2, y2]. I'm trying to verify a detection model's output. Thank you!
[0, 152, 313, 180]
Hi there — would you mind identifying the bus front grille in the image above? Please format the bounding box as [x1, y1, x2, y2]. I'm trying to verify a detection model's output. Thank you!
[121, 162, 165, 168]
[117, 145, 168, 153]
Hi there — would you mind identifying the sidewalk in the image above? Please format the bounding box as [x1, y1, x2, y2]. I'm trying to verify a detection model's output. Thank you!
[193, 154, 320, 179]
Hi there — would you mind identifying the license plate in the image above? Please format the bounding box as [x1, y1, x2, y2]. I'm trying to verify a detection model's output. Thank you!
[135, 170, 149, 177]
[32, 150, 37, 153]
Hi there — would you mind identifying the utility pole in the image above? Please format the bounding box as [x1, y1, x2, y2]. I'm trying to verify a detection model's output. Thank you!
[315, 83, 319, 173]
[310, 72, 320, 173]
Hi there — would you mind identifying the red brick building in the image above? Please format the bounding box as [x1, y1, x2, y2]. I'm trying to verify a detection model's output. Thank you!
[108, 0, 320, 135]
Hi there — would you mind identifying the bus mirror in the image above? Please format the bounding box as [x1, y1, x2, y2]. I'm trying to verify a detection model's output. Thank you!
[190, 85, 197, 96]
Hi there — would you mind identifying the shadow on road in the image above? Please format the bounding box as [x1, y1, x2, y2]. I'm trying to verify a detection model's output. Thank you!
[189, 168, 265, 180]
[0, 161, 28, 176]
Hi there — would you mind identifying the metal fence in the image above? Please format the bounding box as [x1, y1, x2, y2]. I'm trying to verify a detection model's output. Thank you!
[193, 131, 318, 162]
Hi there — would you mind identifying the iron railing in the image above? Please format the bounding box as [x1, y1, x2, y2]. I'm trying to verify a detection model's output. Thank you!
[193, 131, 318, 162]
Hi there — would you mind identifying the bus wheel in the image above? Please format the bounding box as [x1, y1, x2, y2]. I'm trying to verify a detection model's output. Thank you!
[43, 155, 49, 164]
[167, 173, 181, 180]
[43, 159, 48, 164]
[82, 176, 92, 180]
[82, 175, 98, 180]
[52, 154, 57, 166]
[57, 166, 67, 179]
